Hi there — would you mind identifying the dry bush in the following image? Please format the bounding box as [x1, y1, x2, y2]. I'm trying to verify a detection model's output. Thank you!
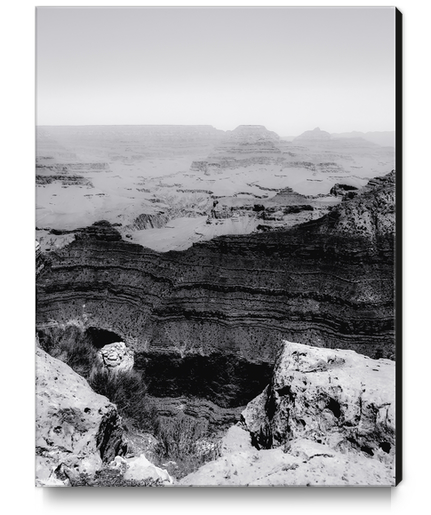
[154, 414, 220, 478]
[70, 467, 163, 487]
[89, 368, 158, 433]
[37, 325, 97, 379]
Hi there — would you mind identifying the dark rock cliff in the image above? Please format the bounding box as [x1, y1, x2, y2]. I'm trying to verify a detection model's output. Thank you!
[36, 172, 395, 389]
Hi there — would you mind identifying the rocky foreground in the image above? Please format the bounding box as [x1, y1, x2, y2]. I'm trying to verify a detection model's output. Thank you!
[181, 341, 395, 486]
[36, 340, 395, 487]
[35, 345, 173, 487]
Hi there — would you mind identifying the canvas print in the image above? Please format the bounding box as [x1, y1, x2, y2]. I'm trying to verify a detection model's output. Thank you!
[35, 7, 400, 487]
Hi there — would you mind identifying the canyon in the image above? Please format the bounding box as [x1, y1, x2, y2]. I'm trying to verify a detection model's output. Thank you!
[36, 124, 394, 251]
[36, 169, 395, 421]
[35, 124, 397, 485]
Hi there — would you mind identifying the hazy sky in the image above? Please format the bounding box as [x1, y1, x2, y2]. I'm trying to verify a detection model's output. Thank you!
[36, 7, 396, 136]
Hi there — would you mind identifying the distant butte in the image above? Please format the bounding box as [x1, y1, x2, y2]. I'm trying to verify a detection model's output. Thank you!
[293, 127, 331, 141]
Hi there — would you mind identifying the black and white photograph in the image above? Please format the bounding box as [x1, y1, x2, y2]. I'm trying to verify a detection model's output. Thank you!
[34, 6, 400, 487]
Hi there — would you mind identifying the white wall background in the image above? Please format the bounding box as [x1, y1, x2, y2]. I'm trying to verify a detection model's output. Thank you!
[0, 1, 427, 514]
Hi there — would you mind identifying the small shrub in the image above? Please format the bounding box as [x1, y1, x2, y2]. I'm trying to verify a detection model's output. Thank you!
[154, 414, 220, 478]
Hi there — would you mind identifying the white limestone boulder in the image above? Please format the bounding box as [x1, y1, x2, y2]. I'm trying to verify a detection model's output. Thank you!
[111, 455, 174, 485]
[95, 341, 134, 373]
[35, 346, 126, 486]
[242, 341, 395, 463]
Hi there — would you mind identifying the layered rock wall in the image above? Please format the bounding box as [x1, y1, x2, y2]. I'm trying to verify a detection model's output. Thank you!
[36, 172, 396, 368]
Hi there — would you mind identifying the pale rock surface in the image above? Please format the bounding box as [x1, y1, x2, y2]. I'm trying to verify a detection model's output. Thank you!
[180, 428, 392, 486]
[181, 341, 395, 486]
[242, 341, 395, 464]
[111, 455, 174, 485]
[95, 341, 134, 373]
[35, 346, 126, 486]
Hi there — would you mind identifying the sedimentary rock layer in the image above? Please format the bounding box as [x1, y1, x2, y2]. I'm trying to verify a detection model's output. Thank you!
[36, 171, 396, 372]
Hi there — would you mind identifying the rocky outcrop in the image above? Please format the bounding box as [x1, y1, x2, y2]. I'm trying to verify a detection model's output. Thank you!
[96, 342, 134, 373]
[36, 171, 395, 407]
[74, 220, 123, 241]
[126, 212, 170, 231]
[241, 341, 395, 461]
[180, 341, 395, 486]
[35, 346, 127, 486]
[317, 170, 395, 240]
[35, 345, 176, 487]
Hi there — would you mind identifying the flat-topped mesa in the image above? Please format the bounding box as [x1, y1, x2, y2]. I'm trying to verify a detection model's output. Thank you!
[219, 125, 281, 151]
[37, 171, 395, 372]
[36, 125, 226, 165]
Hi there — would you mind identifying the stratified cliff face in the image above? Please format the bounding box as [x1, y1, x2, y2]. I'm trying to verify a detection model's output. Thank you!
[37, 171, 395, 402]
[190, 125, 284, 172]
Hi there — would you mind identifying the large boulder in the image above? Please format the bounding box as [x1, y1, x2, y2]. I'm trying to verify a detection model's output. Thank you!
[241, 341, 395, 470]
[35, 346, 127, 486]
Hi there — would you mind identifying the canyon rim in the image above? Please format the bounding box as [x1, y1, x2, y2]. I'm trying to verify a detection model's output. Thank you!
[35, 7, 401, 487]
